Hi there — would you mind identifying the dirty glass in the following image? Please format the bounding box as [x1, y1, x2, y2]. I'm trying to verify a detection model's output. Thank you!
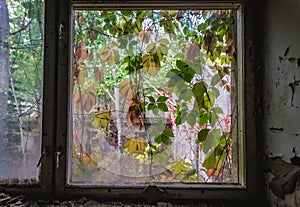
[0, 0, 44, 181]
[68, 9, 239, 184]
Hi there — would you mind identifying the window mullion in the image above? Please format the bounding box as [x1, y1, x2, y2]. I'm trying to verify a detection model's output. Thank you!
[55, 0, 72, 197]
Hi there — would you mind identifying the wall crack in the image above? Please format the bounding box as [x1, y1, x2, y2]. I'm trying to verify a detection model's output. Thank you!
[269, 127, 284, 132]
[289, 79, 300, 107]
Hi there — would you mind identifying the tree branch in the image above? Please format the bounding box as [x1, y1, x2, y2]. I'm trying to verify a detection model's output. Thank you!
[10, 19, 32, 36]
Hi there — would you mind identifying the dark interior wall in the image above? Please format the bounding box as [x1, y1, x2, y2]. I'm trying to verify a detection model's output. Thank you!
[263, 0, 300, 161]
[262, 0, 300, 206]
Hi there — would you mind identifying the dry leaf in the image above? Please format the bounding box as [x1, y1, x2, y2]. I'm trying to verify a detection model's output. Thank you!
[139, 29, 152, 43]
[186, 43, 200, 61]
[202, 31, 215, 53]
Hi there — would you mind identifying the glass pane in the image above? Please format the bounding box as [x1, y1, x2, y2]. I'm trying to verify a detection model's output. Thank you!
[0, 0, 44, 181]
[69, 9, 238, 184]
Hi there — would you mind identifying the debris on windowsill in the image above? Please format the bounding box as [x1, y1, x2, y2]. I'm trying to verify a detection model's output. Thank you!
[0, 192, 254, 207]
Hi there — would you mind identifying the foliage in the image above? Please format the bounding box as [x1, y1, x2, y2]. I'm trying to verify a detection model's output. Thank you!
[6, 0, 44, 142]
[71, 9, 236, 183]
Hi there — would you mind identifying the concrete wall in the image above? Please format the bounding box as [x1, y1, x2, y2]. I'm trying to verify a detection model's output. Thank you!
[262, 0, 300, 205]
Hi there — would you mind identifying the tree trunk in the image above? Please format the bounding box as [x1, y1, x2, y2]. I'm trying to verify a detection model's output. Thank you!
[0, 0, 10, 151]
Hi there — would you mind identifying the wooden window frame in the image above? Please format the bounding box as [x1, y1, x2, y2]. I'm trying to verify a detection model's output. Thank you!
[1, 0, 260, 203]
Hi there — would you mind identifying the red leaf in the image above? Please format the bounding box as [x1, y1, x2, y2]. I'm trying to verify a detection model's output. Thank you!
[75, 40, 89, 61]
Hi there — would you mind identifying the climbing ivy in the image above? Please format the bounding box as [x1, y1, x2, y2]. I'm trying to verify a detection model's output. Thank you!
[71, 9, 236, 183]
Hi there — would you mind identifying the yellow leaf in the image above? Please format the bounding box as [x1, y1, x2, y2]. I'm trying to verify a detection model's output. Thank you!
[124, 139, 137, 155]
[90, 151, 102, 163]
[137, 137, 147, 154]
[214, 160, 223, 177]
[88, 110, 110, 128]
[82, 153, 97, 169]
[99, 45, 110, 54]
[78, 67, 88, 85]
[106, 49, 120, 66]
[146, 43, 156, 53]
[157, 44, 169, 55]
[96, 110, 110, 128]
[142, 53, 161, 76]
[124, 138, 147, 155]
[100, 51, 110, 62]
[159, 38, 169, 45]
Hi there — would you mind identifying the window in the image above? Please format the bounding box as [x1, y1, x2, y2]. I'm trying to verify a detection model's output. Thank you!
[1, 0, 258, 201]
[70, 8, 239, 185]
[0, 0, 44, 183]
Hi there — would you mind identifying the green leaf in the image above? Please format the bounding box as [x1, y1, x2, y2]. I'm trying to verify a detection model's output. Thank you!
[167, 75, 181, 87]
[203, 94, 211, 110]
[208, 87, 220, 100]
[150, 144, 157, 151]
[150, 130, 159, 138]
[220, 132, 230, 146]
[147, 103, 156, 110]
[214, 144, 224, 157]
[152, 150, 169, 164]
[157, 96, 168, 103]
[157, 120, 165, 131]
[184, 162, 192, 167]
[148, 96, 155, 103]
[163, 129, 174, 137]
[184, 168, 196, 178]
[173, 160, 182, 175]
[178, 87, 193, 102]
[212, 107, 223, 114]
[197, 128, 209, 143]
[154, 135, 162, 144]
[152, 108, 159, 115]
[161, 134, 170, 145]
[140, 102, 146, 112]
[192, 81, 207, 109]
[185, 112, 197, 126]
[183, 26, 189, 35]
[121, 10, 133, 16]
[175, 112, 182, 125]
[175, 60, 195, 83]
[22, 2, 33, 9]
[210, 112, 218, 127]
[199, 112, 209, 126]
[203, 129, 221, 154]
[203, 151, 216, 169]
[157, 103, 168, 112]
[166, 69, 180, 78]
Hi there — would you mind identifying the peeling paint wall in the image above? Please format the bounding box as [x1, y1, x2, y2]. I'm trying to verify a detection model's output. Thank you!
[263, 0, 300, 160]
[263, 0, 300, 205]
